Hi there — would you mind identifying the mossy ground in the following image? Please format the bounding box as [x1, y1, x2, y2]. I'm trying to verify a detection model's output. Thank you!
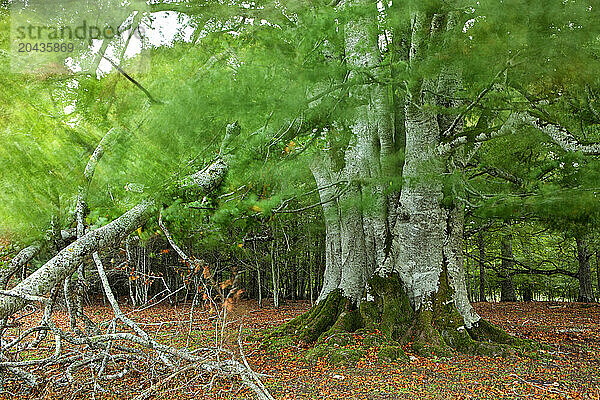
[266, 272, 539, 364]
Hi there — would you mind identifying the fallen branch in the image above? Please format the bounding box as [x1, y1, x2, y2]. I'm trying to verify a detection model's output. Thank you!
[133, 364, 198, 400]
[0, 156, 229, 320]
[0, 244, 41, 289]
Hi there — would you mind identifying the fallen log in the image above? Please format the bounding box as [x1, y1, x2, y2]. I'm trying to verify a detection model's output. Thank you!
[0, 158, 228, 320]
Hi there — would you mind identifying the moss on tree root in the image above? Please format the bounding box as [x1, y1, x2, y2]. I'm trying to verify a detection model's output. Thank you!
[267, 272, 535, 362]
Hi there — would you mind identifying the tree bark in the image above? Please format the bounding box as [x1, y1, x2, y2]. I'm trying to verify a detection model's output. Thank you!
[465, 244, 471, 302]
[392, 11, 481, 327]
[596, 251, 600, 301]
[444, 205, 480, 327]
[576, 235, 595, 303]
[499, 234, 517, 302]
[0, 244, 41, 289]
[270, 238, 279, 308]
[478, 232, 487, 302]
[522, 283, 533, 302]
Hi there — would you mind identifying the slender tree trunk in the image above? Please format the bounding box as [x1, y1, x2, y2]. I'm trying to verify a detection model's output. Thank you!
[522, 282, 533, 302]
[270, 238, 279, 308]
[596, 251, 600, 301]
[252, 240, 263, 307]
[257, 267, 262, 308]
[478, 232, 487, 302]
[471, 243, 476, 301]
[466, 240, 471, 302]
[308, 225, 314, 306]
[444, 205, 480, 326]
[499, 235, 517, 302]
[576, 235, 594, 303]
[126, 237, 136, 306]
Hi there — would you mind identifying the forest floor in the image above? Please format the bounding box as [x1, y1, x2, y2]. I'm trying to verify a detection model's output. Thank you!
[1, 300, 599, 400]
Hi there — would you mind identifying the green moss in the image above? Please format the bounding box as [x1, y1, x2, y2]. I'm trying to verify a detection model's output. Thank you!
[319, 309, 363, 342]
[411, 341, 451, 358]
[378, 345, 408, 362]
[466, 319, 542, 356]
[367, 273, 413, 340]
[329, 348, 364, 365]
[323, 332, 354, 347]
[267, 289, 367, 346]
[361, 332, 401, 348]
[410, 309, 436, 347]
[274, 290, 340, 337]
[268, 270, 533, 362]
[260, 334, 296, 352]
[380, 291, 412, 340]
[304, 344, 327, 362]
[362, 333, 386, 347]
[409, 307, 446, 349]
[298, 289, 345, 343]
[358, 301, 380, 330]
[468, 319, 518, 345]
[305, 343, 365, 366]
[269, 312, 305, 337]
[369, 273, 404, 295]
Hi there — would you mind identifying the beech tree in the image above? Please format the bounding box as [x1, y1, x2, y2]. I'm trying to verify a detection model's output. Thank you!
[275, 0, 600, 352]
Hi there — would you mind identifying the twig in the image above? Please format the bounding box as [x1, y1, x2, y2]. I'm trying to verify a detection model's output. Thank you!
[509, 374, 568, 396]
[93, 252, 174, 368]
[133, 364, 198, 400]
[237, 324, 275, 400]
[101, 54, 162, 104]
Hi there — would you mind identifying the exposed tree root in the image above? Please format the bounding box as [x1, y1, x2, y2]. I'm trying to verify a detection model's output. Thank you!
[269, 272, 536, 362]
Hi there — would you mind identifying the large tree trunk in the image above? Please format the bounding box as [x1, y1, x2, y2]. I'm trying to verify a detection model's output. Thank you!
[286, 4, 520, 355]
[393, 104, 445, 309]
[499, 234, 518, 302]
[309, 0, 393, 304]
[576, 235, 595, 303]
[391, 10, 481, 331]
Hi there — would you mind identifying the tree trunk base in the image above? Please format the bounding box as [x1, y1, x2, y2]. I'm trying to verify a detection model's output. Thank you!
[272, 289, 362, 343]
[577, 295, 595, 303]
[267, 273, 535, 360]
